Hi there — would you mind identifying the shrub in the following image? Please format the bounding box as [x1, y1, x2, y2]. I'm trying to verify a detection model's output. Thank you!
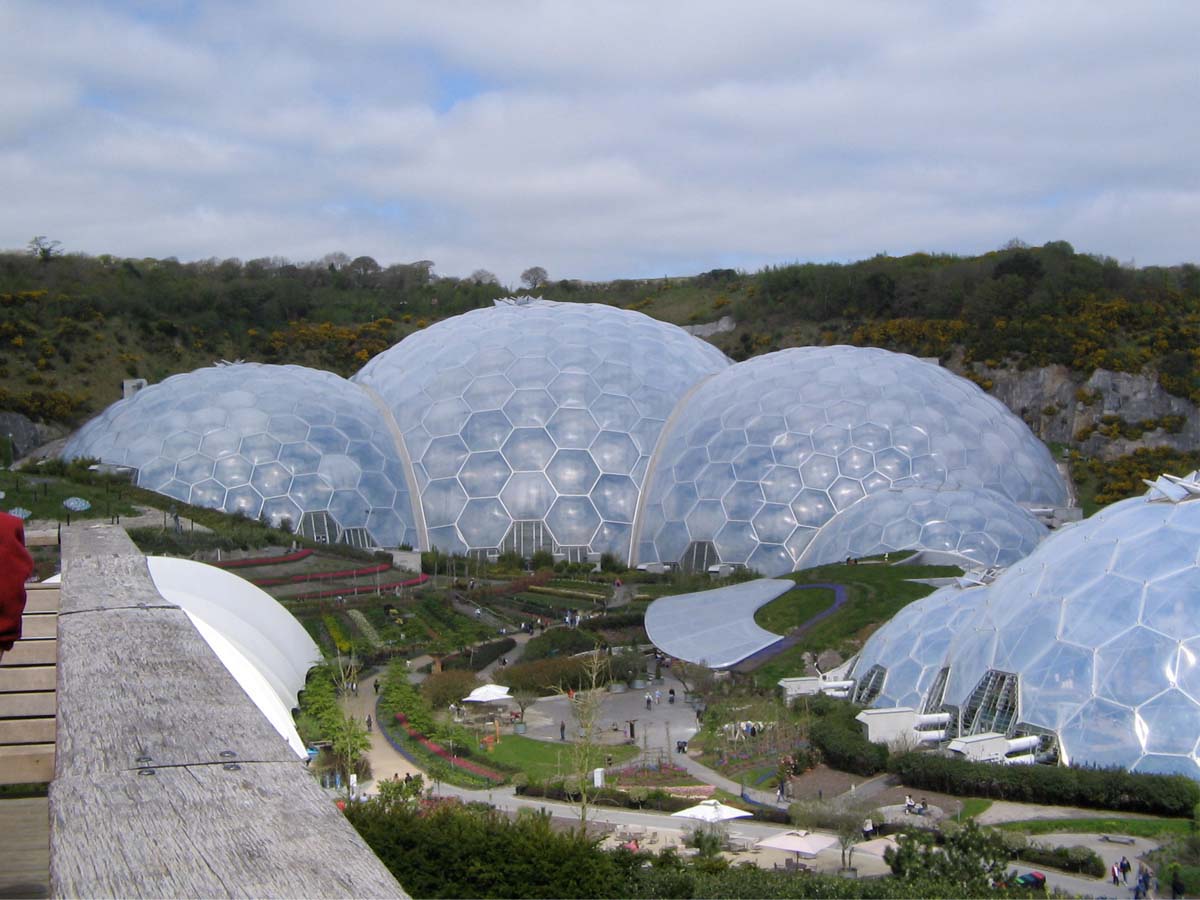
[809, 717, 888, 776]
[1017, 843, 1104, 878]
[521, 628, 596, 662]
[495, 654, 604, 695]
[420, 669, 481, 710]
[441, 637, 515, 671]
[889, 752, 1200, 817]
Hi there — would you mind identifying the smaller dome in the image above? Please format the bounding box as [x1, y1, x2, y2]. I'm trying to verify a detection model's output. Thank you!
[798, 485, 1047, 570]
[65, 363, 417, 549]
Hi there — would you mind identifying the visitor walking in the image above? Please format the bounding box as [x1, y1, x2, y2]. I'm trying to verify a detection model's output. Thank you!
[668, 688, 675, 704]
[654, 689, 661, 705]
[644, 692, 652, 710]
[1121, 856, 1132, 884]
[365, 714, 372, 732]
[559, 720, 566, 741]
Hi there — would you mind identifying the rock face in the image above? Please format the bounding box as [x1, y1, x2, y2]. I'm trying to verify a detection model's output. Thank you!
[0, 411, 61, 459]
[956, 362, 1200, 461]
[680, 315, 736, 338]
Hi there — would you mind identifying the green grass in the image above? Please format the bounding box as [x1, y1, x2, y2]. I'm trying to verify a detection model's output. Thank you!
[751, 556, 961, 684]
[0, 468, 138, 522]
[754, 586, 837, 634]
[487, 735, 639, 782]
[993, 817, 1193, 838]
[958, 797, 993, 819]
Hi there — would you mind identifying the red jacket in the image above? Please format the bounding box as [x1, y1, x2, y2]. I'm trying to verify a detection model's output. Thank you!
[0, 512, 35, 651]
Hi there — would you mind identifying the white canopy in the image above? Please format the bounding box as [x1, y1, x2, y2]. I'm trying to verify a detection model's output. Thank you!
[463, 683, 511, 703]
[755, 830, 839, 857]
[670, 799, 753, 824]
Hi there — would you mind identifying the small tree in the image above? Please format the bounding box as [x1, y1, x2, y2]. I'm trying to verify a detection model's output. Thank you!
[673, 659, 715, 699]
[886, 818, 1012, 892]
[520, 266, 548, 289]
[790, 798, 880, 870]
[28, 236, 63, 262]
[421, 669, 480, 710]
[560, 650, 608, 830]
[329, 712, 372, 785]
[511, 688, 540, 722]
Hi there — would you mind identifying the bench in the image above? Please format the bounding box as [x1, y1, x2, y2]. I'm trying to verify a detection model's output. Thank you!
[1101, 834, 1136, 845]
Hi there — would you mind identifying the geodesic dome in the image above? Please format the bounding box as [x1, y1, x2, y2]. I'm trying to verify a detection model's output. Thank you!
[798, 486, 1048, 571]
[64, 363, 417, 548]
[635, 346, 1067, 576]
[851, 584, 990, 709]
[853, 473, 1200, 778]
[353, 299, 729, 559]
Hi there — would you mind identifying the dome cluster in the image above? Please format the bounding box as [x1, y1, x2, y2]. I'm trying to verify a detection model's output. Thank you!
[852, 474, 1200, 777]
[65, 301, 1066, 573]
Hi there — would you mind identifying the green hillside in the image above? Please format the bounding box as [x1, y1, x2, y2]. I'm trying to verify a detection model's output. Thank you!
[2, 240, 1197, 431]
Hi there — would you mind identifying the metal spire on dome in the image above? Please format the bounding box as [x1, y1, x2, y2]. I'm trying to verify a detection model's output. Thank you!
[1143, 471, 1200, 503]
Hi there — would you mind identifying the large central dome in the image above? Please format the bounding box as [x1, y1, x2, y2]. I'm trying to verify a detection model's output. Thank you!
[353, 299, 729, 559]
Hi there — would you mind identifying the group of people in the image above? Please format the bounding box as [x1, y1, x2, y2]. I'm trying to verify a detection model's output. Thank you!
[1113, 856, 1179, 899]
[903, 794, 928, 816]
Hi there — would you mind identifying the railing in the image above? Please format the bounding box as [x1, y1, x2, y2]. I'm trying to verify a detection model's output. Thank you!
[45, 524, 406, 899]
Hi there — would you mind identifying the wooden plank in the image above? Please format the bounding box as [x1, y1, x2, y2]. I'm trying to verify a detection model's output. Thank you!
[18, 615, 57, 640]
[50, 525, 407, 898]
[24, 589, 60, 614]
[0, 797, 50, 900]
[0, 718, 56, 744]
[0, 666, 56, 692]
[25, 531, 58, 547]
[51, 764, 405, 899]
[0, 692, 56, 718]
[0, 641, 56, 666]
[0, 744, 55, 785]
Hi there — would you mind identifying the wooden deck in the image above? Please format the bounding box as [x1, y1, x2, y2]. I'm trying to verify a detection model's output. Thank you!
[48, 525, 407, 898]
[0, 796, 49, 899]
[0, 583, 58, 785]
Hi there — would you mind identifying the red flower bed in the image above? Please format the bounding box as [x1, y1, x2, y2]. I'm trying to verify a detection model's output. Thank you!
[251, 562, 392, 587]
[211, 549, 313, 568]
[395, 713, 506, 783]
[288, 573, 429, 601]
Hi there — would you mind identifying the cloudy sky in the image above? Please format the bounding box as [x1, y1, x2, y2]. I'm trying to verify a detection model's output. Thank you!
[2, 1, 1197, 285]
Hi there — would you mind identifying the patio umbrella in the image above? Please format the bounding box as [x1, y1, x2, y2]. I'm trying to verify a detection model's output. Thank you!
[670, 799, 753, 824]
[756, 830, 838, 858]
[856, 836, 900, 858]
[463, 683, 511, 703]
[7, 507, 31, 520]
[63, 497, 92, 512]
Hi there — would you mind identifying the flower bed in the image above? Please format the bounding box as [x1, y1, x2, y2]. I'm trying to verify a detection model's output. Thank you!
[395, 712, 506, 783]
[211, 548, 313, 568]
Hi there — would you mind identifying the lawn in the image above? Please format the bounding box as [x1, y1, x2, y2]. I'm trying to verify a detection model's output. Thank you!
[993, 816, 1193, 839]
[0, 468, 138, 522]
[487, 734, 639, 782]
[753, 586, 838, 634]
[751, 555, 961, 683]
[958, 797, 993, 819]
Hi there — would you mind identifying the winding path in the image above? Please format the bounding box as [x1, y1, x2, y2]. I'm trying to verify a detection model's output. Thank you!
[732, 583, 849, 673]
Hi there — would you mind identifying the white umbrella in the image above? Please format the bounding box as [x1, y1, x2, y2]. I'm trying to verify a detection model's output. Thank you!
[463, 683, 511, 703]
[671, 799, 753, 824]
[756, 830, 839, 858]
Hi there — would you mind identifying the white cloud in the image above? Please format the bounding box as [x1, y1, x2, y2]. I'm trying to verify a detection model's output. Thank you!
[0, 1, 1197, 283]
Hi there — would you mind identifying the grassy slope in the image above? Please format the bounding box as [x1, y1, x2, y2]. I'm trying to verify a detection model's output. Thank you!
[751, 555, 961, 684]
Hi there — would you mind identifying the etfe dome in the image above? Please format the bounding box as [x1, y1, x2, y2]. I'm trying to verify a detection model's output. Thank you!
[65, 362, 418, 549]
[853, 473, 1200, 778]
[636, 346, 1066, 576]
[353, 299, 729, 559]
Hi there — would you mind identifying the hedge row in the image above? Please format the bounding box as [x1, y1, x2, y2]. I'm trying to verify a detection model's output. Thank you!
[1017, 844, 1104, 878]
[889, 752, 1200, 817]
[809, 716, 888, 776]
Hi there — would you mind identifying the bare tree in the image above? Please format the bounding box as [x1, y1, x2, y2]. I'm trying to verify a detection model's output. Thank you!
[470, 269, 499, 285]
[560, 651, 609, 830]
[28, 236, 62, 262]
[520, 266, 548, 289]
